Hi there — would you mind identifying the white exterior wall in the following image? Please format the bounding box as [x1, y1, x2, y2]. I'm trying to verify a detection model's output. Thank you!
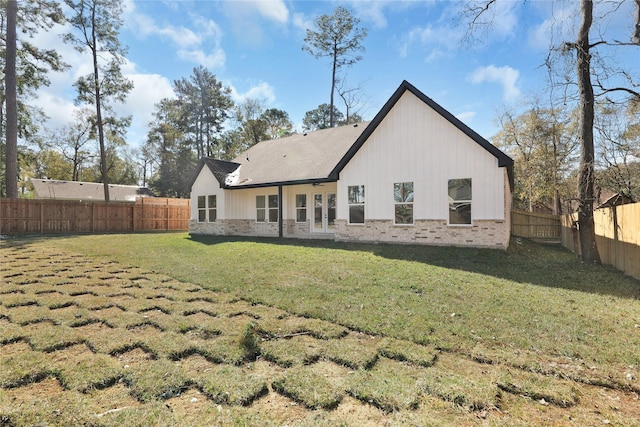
[189, 181, 339, 238]
[337, 91, 507, 223]
[190, 166, 225, 220]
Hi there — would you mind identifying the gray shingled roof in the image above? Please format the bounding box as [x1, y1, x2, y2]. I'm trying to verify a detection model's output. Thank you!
[31, 179, 154, 202]
[186, 80, 514, 192]
[226, 122, 369, 188]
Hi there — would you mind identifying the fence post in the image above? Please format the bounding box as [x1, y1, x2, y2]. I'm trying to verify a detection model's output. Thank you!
[39, 200, 44, 233]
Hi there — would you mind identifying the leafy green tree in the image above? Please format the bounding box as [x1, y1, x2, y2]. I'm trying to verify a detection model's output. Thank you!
[492, 105, 579, 214]
[303, 6, 367, 127]
[261, 108, 293, 139]
[464, 0, 640, 263]
[44, 109, 95, 181]
[144, 99, 196, 197]
[303, 103, 345, 131]
[0, 0, 66, 197]
[4, 0, 18, 198]
[64, 0, 133, 202]
[595, 102, 640, 202]
[173, 66, 234, 159]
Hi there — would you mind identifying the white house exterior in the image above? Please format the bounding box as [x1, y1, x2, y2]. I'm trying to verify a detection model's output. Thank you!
[187, 81, 514, 248]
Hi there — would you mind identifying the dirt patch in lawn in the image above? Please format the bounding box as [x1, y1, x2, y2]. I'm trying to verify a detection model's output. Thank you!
[1, 240, 638, 425]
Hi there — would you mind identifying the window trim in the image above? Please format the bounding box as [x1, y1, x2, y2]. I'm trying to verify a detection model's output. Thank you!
[207, 195, 216, 223]
[347, 185, 365, 225]
[448, 178, 472, 226]
[393, 182, 414, 225]
[256, 194, 279, 223]
[295, 194, 307, 223]
[197, 196, 206, 223]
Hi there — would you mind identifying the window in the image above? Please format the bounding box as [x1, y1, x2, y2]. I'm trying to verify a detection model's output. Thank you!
[348, 185, 365, 224]
[394, 182, 414, 224]
[448, 178, 472, 225]
[197, 196, 206, 222]
[296, 194, 307, 222]
[268, 195, 279, 222]
[256, 195, 279, 223]
[198, 195, 216, 222]
[208, 195, 216, 222]
[256, 195, 266, 222]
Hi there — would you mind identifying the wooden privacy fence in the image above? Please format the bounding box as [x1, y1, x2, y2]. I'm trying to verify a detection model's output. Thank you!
[0, 197, 191, 235]
[511, 210, 561, 240]
[561, 203, 640, 280]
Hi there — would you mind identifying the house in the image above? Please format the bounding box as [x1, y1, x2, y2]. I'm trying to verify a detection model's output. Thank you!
[31, 178, 154, 202]
[186, 80, 514, 248]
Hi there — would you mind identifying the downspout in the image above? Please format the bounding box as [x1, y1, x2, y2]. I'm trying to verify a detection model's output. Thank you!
[278, 185, 283, 238]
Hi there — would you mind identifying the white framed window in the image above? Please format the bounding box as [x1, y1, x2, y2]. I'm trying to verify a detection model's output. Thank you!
[348, 185, 365, 224]
[296, 194, 307, 222]
[197, 196, 206, 222]
[256, 195, 266, 222]
[207, 195, 216, 222]
[256, 195, 279, 223]
[198, 195, 216, 222]
[394, 182, 414, 225]
[268, 195, 279, 222]
[448, 178, 472, 225]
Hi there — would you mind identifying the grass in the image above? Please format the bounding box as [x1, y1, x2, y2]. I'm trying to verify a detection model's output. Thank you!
[1, 233, 639, 425]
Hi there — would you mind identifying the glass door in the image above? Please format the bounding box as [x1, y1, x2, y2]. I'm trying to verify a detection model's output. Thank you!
[313, 193, 337, 233]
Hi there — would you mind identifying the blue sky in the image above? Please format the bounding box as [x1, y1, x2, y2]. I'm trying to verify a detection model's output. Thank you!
[33, 0, 639, 150]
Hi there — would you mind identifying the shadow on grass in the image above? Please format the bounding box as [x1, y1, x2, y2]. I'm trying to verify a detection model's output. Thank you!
[187, 234, 640, 300]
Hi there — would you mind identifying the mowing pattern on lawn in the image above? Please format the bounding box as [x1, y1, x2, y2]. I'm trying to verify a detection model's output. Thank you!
[1, 243, 639, 426]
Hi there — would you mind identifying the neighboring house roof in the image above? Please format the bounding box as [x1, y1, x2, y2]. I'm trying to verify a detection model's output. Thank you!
[31, 179, 154, 202]
[187, 80, 514, 191]
[596, 192, 634, 209]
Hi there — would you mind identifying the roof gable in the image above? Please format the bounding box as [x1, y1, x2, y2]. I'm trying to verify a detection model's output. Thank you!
[186, 80, 513, 191]
[330, 80, 513, 181]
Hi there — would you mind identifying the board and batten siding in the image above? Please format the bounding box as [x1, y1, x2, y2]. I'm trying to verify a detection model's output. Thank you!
[190, 166, 226, 221]
[337, 91, 506, 222]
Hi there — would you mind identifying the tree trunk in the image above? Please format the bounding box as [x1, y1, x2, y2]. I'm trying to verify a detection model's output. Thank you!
[91, 3, 110, 202]
[576, 0, 601, 264]
[330, 42, 337, 128]
[4, 0, 18, 199]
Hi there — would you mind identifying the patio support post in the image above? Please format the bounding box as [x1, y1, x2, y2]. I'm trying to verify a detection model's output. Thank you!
[278, 185, 283, 238]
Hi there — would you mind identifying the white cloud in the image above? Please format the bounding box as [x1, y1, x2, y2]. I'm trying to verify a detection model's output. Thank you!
[468, 65, 521, 102]
[292, 12, 313, 32]
[177, 48, 226, 69]
[223, 0, 290, 45]
[113, 73, 175, 144]
[456, 111, 476, 122]
[251, 0, 289, 23]
[228, 81, 276, 105]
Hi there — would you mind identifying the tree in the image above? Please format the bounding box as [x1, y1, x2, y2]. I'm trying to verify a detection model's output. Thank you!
[143, 98, 196, 197]
[336, 77, 367, 125]
[303, 6, 367, 128]
[303, 103, 345, 131]
[4, 0, 18, 198]
[1, 0, 67, 198]
[492, 105, 579, 214]
[595, 102, 640, 202]
[463, 0, 640, 264]
[261, 108, 293, 139]
[45, 109, 95, 181]
[173, 66, 233, 159]
[64, 0, 133, 202]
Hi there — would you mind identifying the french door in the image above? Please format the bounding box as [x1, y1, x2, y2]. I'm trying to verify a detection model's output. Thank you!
[312, 193, 336, 233]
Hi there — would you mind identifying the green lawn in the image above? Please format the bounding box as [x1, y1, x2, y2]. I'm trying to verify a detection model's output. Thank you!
[2, 233, 639, 425]
[56, 233, 640, 369]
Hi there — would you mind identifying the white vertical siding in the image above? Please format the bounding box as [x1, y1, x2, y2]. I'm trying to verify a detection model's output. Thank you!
[190, 167, 225, 220]
[337, 91, 506, 222]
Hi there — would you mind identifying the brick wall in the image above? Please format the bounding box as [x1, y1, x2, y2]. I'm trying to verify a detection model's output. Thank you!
[334, 219, 509, 248]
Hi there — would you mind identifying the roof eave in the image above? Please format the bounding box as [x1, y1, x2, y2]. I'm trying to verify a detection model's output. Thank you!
[225, 177, 336, 190]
